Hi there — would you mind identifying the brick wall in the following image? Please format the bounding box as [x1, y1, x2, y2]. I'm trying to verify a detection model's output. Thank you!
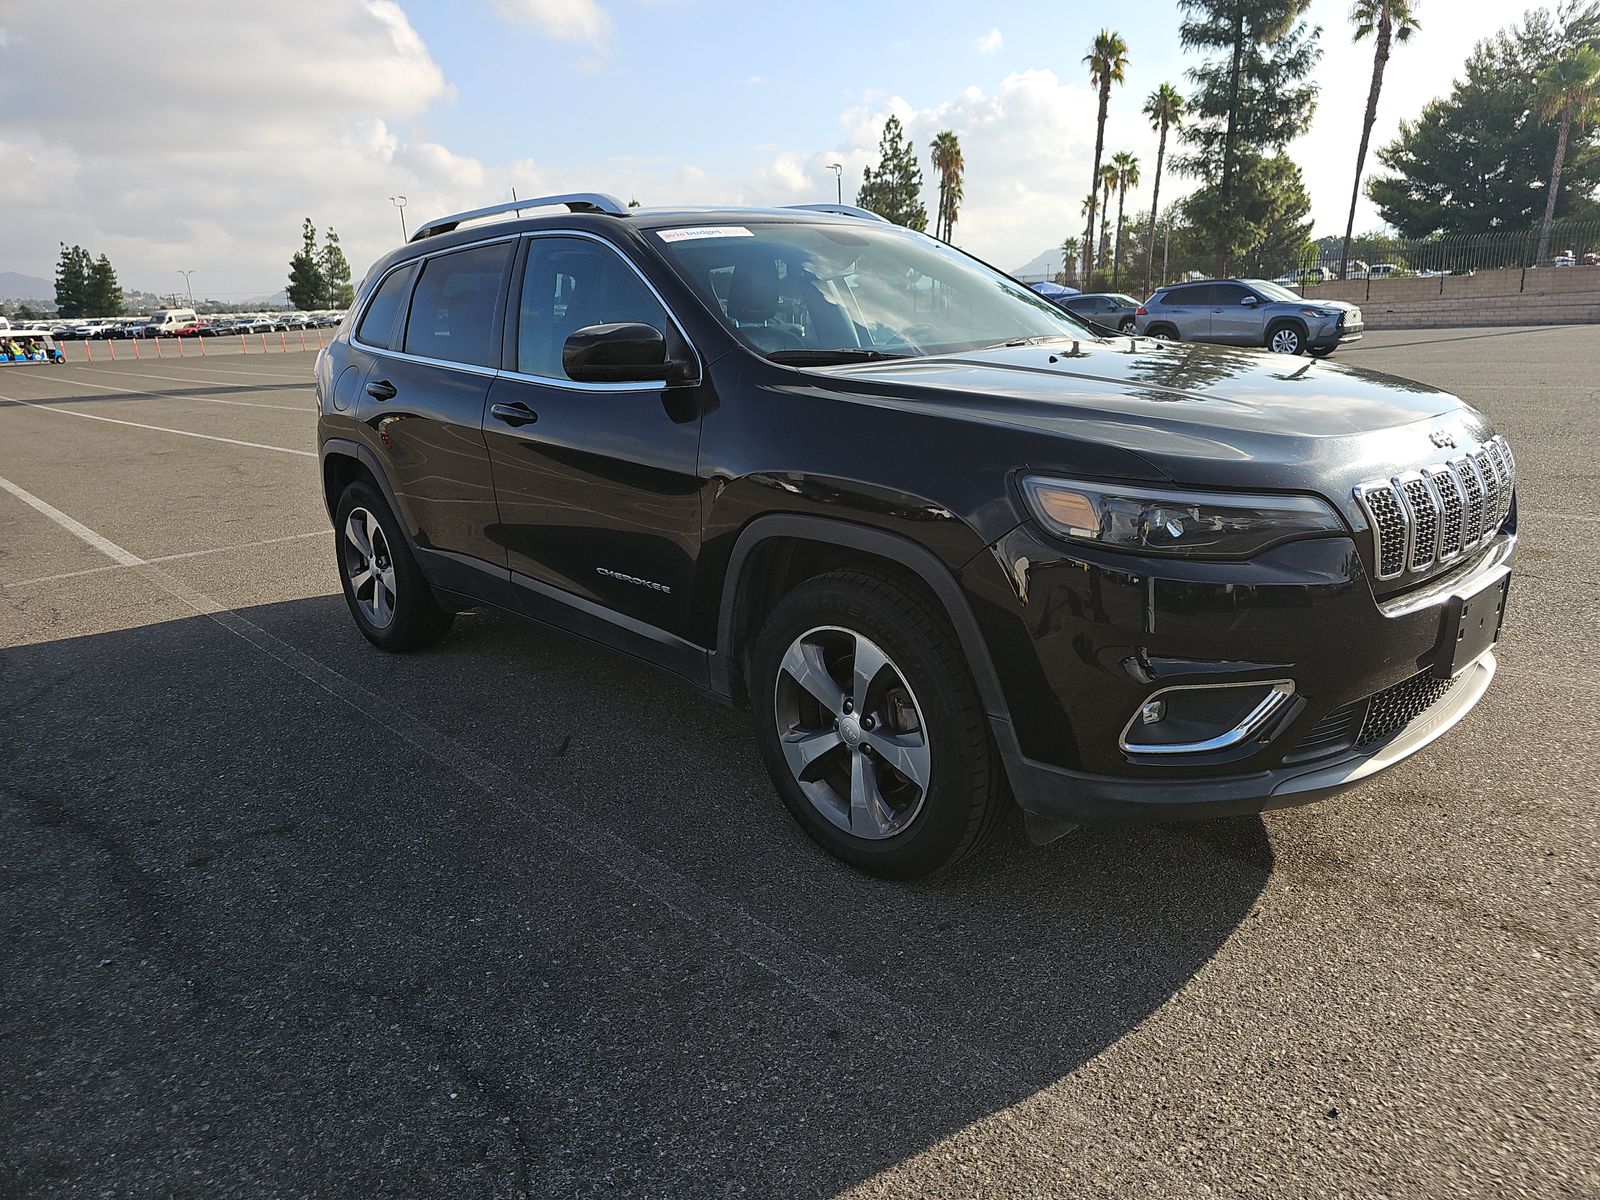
[1306, 266, 1600, 329]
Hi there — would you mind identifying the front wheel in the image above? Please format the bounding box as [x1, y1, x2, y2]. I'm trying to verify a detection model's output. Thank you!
[334, 479, 454, 652]
[1267, 323, 1306, 355]
[1119, 318, 1136, 334]
[750, 568, 1005, 879]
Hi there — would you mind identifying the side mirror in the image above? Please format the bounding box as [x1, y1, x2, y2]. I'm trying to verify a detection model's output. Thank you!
[562, 322, 684, 384]
[1241, 294, 1258, 306]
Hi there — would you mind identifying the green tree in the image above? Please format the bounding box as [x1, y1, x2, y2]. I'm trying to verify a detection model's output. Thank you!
[319, 226, 355, 308]
[1083, 30, 1130, 281]
[1098, 163, 1116, 276]
[857, 115, 927, 230]
[1176, 0, 1320, 257]
[1058, 235, 1081, 284]
[1110, 151, 1141, 288]
[1370, 9, 1600, 236]
[54, 242, 92, 319]
[1340, 1, 1420, 279]
[1535, 46, 1600, 262]
[1142, 82, 1185, 293]
[15, 302, 37, 321]
[930, 130, 965, 242]
[1181, 152, 1313, 273]
[86, 254, 122, 315]
[286, 217, 325, 310]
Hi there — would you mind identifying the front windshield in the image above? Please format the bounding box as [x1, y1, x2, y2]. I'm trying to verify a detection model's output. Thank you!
[655, 221, 1090, 360]
[1246, 280, 1303, 303]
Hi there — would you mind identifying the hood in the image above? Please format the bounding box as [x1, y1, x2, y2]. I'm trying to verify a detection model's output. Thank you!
[817, 338, 1491, 499]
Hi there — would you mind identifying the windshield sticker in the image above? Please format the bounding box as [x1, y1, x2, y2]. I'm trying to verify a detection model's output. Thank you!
[657, 226, 756, 243]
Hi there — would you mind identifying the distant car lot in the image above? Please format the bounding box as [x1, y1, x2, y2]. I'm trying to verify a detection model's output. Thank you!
[1, 328, 1595, 1197]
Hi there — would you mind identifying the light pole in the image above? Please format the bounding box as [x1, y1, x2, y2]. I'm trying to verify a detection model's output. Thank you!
[826, 163, 842, 205]
[389, 195, 408, 239]
[177, 270, 195, 308]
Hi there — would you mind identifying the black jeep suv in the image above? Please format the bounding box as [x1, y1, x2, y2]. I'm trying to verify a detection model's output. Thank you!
[315, 194, 1516, 879]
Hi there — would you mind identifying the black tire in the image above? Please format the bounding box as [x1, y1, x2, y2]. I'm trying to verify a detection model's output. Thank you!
[334, 478, 453, 652]
[1308, 346, 1335, 358]
[1119, 318, 1136, 333]
[750, 567, 1005, 880]
[1147, 323, 1179, 341]
[1266, 321, 1306, 355]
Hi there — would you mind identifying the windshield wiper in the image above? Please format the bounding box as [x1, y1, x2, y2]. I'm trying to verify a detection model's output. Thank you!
[767, 348, 912, 365]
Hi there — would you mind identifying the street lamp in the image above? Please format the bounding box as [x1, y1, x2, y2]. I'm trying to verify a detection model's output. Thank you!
[389, 195, 408, 239]
[825, 163, 843, 205]
[177, 270, 195, 308]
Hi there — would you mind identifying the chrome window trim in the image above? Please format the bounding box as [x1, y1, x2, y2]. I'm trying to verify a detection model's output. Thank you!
[1118, 679, 1297, 757]
[506, 228, 703, 391]
[347, 232, 522, 360]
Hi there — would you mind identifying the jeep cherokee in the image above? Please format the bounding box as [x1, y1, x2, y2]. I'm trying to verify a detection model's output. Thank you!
[315, 194, 1515, 879]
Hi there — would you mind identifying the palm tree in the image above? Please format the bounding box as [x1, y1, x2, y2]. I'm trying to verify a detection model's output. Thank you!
[1110, 150, 1140, 289]
[1141, 82, 1184, 294]
[929, 131, 966, 242]
[1058, 235, 1081, 284]
[1340, 0, 1420, 280]
[1082, 30, 1130, 283]
[1535, 46, 1600, 264]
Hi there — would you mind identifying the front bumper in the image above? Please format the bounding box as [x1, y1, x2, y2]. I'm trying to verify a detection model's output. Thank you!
[1310, 315, 1364, 348]
[961, 519, 1514, 825]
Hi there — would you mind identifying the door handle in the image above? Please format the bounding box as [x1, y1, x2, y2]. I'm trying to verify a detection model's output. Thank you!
[490, 401, 538, 428]
[366, 379, 397, 401]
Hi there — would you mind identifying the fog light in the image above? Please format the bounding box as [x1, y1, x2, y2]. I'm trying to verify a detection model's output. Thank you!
[1120, 681, 1296, 756]
[1139, 699, 1166, 725]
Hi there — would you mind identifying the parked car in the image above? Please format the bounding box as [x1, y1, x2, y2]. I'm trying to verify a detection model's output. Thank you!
[145, 307, 199, 337]
[1057, 291, 1144, 334]
[173, 320, 210, 337]
[1135, 278, 1363, 356]
[314, 194, 1515, 879]
[1272, 265, 1331, 286]
[1367, 263, 1400, 278]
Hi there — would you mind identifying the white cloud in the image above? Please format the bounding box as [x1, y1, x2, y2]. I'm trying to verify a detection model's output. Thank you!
[490, 0, 613, 45]
[975, 28, 1003, 54]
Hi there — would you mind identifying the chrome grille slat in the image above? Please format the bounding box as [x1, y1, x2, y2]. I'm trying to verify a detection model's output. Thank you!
[1355, 436, 1514, 584]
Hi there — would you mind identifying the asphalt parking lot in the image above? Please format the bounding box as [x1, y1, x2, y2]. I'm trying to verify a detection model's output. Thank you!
[2, 328, 1596, 1199]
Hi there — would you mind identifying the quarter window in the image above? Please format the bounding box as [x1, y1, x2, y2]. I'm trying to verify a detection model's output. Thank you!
[402, 243, 513, 368]
[1211, 284, 1250, 306]
[356, 265, 416, 350]
[516, 237, 671, 380]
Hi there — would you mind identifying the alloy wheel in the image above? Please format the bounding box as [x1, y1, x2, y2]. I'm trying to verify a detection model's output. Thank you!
[344, 507, 397, 629]
[1269, 327, 1302, 354]
[773, 625, 932, 840]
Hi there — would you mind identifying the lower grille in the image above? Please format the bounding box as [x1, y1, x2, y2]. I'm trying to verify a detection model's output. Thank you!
[1357, 670, 1457, 747]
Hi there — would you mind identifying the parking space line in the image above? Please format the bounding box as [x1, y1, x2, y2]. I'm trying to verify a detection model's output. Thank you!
[0, 473, 144, 566]
[0, 391, 315, 456]
[3, 529, 331, 590]
[17, 369, 311, 412]
[59, 363, 314, 396]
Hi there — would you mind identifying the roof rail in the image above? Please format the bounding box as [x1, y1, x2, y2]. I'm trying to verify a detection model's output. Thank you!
[785, 203, 892, 223]
[410, 193, 629, 242]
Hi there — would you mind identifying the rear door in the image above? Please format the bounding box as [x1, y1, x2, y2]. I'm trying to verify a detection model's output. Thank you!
[353, 241, 514, 580]
[482, 233, 705, 642]
[1161, 285, 1213, 339]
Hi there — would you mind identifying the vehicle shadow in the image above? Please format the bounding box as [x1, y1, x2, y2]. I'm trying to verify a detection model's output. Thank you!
[1, 594, 1273, 1198]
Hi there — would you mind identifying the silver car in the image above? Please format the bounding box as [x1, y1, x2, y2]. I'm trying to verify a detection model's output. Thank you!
[1134, 278, 1364, 357]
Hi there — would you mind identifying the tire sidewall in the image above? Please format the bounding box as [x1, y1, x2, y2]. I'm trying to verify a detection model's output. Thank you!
[751, 579, 983, 878]
[333, 479, 442, 651]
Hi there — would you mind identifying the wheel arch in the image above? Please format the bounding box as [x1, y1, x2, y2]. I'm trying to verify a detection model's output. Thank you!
[1265, 316, 1309, 348]
[320, 438, 411, 533]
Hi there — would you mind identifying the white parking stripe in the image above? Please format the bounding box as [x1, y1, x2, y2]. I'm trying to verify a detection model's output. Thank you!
[3, 529, 330, 590]
[61, 363, 314, 395]
[0, 473, 145, 566]
[0, 391, 315, 456]
[19, 369, 310, 412]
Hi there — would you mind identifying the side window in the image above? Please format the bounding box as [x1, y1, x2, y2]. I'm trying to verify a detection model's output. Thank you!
[1163, 286, 1196, 306]
[516, 237, 670, 380]
[402, 242, 513, 368]
[1211, 284, 1249, 306]
[357, 265, 416, 350]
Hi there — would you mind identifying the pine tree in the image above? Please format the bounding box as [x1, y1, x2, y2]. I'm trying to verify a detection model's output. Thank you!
[287, 218, 326, 310]
[857, 115, 928, 230]
[54, 243, 93, 319]
[319, 227, 355, 308]
[86, 254, 123, 315]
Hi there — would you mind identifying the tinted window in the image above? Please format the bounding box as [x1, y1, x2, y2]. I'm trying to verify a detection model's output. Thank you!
[1211, 284, 1250, 305]
[357, 265, 415, 349]
[516, 237, 670, 380]
[1063, 297, 1094, 314]
[402, 243, 512, 368]
[1162, 285, 1207, 305]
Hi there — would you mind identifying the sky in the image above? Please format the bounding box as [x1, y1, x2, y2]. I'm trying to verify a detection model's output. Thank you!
[0, 0, 1544, 299]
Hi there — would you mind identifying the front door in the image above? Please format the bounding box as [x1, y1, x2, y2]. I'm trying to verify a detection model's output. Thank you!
[1208, 282, 1263, 346]
[482, 234, 705, 641]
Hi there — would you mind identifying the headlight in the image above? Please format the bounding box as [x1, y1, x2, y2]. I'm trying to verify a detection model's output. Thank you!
[1302, 307, 1338, 318]
[1020, 476, 1347, 559]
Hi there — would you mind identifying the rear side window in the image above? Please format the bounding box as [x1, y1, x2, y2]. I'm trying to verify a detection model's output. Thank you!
[515, 237, 670, 380]
[1163, 285, 1210, 305]
[357, 265, 415, 349]
[402, 243, 514, 368]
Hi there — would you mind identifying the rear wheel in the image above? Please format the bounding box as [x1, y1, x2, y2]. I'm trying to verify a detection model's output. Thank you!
[1147, 323, 1179, 342]
[334, 479, 454, 652]
[751, 568, 1005, 879]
